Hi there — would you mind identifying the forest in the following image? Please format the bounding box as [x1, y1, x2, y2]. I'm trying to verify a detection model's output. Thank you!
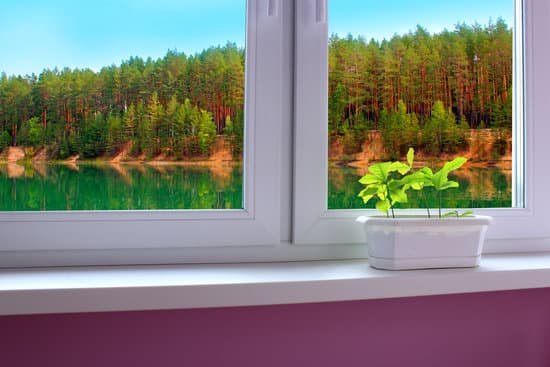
[0, 20, 512, 161]
[329, 19, 513, 159]
[0, 44, 245, 160]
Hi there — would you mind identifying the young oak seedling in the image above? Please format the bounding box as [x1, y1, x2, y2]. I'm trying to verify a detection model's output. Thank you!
[358, 148, 473, 218]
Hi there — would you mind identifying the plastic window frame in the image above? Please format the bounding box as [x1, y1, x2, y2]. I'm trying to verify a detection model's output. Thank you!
[0, 0, 285, 265]
[292, 0, 550, 251]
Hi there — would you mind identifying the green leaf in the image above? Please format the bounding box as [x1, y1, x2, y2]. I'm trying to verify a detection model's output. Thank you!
[430, 170, 449, 191]
[358, 194, 374, 204]
[369, 161, 410, 180]
[419, 167, 433, 178]
[459, 211, 475, 217]
[399, 171, 428, 190]
[430, 162, 463, 191]
[438, 180, 459, 191]
[358, 174, 381, 185]
[407, 147, 414, 167]
[388, 179, 405, 191]
[442, 157, 467, 172]
[375, 199, 391, 214]
[357, 186, 378, 204]
[391, 161, 410, 175]
[389, 187, 408, 205]
[368, 162, 392, 181]
[358, 186, 378, 196]
[442, 210, 459, 218]
[376, 185, 388, 200]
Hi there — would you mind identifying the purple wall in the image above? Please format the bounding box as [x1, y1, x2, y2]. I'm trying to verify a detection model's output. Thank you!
[2, 288, 550, 367]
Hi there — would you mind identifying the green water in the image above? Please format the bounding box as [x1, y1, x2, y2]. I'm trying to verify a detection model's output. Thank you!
[328, 166, 513, 210]
[0, 163, 243, 211]
[0, 163, 511, 211]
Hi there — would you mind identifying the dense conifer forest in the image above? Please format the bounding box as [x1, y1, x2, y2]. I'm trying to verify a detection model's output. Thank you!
[0, 43, 245, 159]
[0, 20, 512, 160]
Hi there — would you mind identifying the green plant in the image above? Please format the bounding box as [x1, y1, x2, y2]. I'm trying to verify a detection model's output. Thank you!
[357, 149, 413, 218]
[358, 147, 472, 218]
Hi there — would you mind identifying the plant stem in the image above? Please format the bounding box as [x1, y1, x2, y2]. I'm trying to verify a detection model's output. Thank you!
[391, 206, 395, 219]
[438, 191, 442, 218]
[420, 190, 431, 218]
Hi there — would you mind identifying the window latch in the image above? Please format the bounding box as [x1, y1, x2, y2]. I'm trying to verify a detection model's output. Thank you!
[316, 0, 327, 24]
[268, 0, 279, 17]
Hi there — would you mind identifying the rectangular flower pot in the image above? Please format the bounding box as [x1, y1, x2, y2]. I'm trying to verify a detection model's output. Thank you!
[357, 215, 493, 270]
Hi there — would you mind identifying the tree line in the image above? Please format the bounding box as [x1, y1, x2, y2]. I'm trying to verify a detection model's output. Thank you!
[0, 43, 244, 159]
[0, 20, 512, 160]
[330, 19, 513, 157]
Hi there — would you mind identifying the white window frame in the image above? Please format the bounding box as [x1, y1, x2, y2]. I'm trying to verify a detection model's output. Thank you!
[0, 0, 286, 265]
[293, 0, 550, 252]
[1, 0, 549, 268]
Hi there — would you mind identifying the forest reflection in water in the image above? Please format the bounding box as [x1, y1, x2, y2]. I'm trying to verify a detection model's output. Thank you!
[0, 162, 512, 211]
[0, 162, 243, 211]
[328, 165, 512, 210]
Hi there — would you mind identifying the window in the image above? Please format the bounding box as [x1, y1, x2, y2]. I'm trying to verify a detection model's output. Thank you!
[293, 0, 550, 248]
[327, 0, 517, 210]
[0, 0, 286, 264]
[1, 1, 247, 211]
[1, 0, 550, 267]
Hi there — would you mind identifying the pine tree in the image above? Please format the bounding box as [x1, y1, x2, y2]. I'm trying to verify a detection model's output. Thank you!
[197, 110, 216, 155]
[424, 101, 456, 154]
[27, 117, 45, 147]
[147, 92, 164, 155]
[164, 96, 179, 152]
[106, 113, 123, 154]
[123, 104, 136, 142]
[80, 113, 106, 158]
[173, 102, 187, 158]
[135, 101, 153, 157]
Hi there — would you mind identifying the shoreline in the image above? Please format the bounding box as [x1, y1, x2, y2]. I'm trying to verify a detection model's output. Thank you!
[0, 159, 242, 166]
[329, 158, 512, 171]
[0, 158, 510, 172]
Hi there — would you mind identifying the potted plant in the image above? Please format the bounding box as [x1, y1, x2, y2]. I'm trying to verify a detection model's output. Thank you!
[356, 148, 493, 270]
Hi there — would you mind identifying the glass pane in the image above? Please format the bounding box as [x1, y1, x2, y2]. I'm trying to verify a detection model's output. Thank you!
[0, 0, 245, 210]
[328, 0, 518, 210]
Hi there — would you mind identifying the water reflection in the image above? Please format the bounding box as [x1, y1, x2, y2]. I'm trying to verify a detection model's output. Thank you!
[0, 162, 511, 211]
[328, 166, 512, 210]
[0, 163, 243, 211]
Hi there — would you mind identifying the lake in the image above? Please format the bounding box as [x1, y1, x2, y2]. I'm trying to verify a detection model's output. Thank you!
[0, 163, 511, 211]
[0, 163, 243, 211]
[328, 165, 512, 210]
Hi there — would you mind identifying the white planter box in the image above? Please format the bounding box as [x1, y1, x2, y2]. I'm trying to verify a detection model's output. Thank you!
[357, 215, 493, 270]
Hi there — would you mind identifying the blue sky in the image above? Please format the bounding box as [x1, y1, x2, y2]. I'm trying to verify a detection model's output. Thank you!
[330, 0, 514, 41]
[0, 0, 513, 76]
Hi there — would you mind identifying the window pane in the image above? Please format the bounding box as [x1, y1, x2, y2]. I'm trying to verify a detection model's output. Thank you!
[0, 0, 245, 210]
[328, 0, 517, 210]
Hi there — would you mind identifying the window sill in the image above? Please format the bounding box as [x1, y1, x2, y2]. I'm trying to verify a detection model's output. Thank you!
[1, 252, 550, 316]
